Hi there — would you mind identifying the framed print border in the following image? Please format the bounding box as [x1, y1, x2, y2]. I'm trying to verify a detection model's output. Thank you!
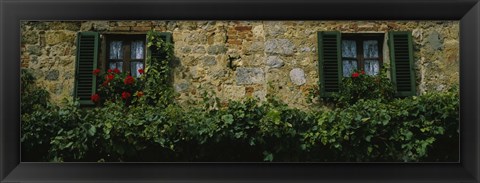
[1, 0, 479, 182]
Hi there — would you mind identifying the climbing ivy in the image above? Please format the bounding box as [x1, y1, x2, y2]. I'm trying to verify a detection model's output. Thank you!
[143, 30, 175, 107]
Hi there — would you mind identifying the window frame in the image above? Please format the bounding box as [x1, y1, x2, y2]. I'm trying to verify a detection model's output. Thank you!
[99, 33, 147, 76]
[341, 33, 385, 76]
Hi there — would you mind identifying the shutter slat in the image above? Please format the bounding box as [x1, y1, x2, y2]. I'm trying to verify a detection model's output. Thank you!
[389, 31, 416, 97]
[74, 32, 99, 106]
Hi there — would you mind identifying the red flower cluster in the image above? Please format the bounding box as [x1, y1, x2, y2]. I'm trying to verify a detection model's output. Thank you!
[124, 75, 135, 85]
[352, 72, 359, 78]
[107, 68, 121, 74]
[122, 91, 131, 100]
[91, 67, 143, 105]
[91, 93, 100, 103]
[352, 70, 366, 78]
[92, 69, 101, 76]
[106, 74, 114, 81]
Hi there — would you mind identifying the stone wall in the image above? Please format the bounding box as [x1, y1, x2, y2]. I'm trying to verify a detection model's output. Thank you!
[21, 21, 459, 108]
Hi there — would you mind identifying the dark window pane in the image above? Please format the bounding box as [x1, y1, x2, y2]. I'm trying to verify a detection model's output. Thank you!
[343, 60, 358, 77]
[363, 40, 379, 58]
[364, 59, 379, 75]
[131, 41, 144, 59]
[109, 41, 123, 59]
[342, 40, 357, 58]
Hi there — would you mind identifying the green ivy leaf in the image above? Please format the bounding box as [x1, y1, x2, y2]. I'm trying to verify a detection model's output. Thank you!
[87, 125, 96, 136]
[263, 152, 274, 162]
[221, 114, 234, 125]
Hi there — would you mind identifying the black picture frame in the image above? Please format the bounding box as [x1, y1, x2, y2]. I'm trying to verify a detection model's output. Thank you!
[1, 0, 479, 182]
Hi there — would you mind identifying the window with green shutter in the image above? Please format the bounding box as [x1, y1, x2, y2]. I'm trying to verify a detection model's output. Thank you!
[388, 31, 416, 97]
[74, 32, 99, 106]
[317, 31, 415, 97]
[74, 31, 172, 106]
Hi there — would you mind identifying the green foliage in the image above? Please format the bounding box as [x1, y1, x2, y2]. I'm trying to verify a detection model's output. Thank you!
[21, 69, 49, 114]
[302, 89, 459, 162]
[144, 30, 175, 107]
[21, 86, 459, 162]
[332, 69, 395, 106]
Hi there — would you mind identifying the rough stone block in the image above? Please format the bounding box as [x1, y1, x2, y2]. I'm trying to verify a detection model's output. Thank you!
[227, 39, 242, 45]
[136, 21, 152, 27]
[427, 31, 443, 50]
[265, 22, 286, 36]
[26, 45, 42, 56]
[245, 41, 264, 54]
[290, 68, 306, 86]
[266, 56, 284, 68]
[236, 67, 264, 85]
[91, 21, 110, 31]
[185, 32, 207, 44]
[265, 39, 295, 56]
[46, 31, 73, 46]
[235, 26, 252, 31]
[175, 82, 189, 92]
[131, 26, 151, 32]
[110, 26, 130, 32]
[22, 31, 39, 44]
[222, 85, 245, 99]
[203, 56, 217, 66]
[193, 45, 206, 54]
[45, 70, 59, 81]
[207, 44, 227, 55]
[50, 22, 81, 31]
[117, 21, 136, 27]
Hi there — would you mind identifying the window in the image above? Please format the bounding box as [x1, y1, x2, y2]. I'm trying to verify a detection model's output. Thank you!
[107, 35, 146, 78]
[74, 31, 172, 106]
[341, 34, 384, 77]
[317, 31, 415, 97]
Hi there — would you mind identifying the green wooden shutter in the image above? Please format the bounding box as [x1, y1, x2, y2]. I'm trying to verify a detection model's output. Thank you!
[317, 31, 342, 97]
[74, 32, 99, 106]
[389, 31, 416, 97]
[148, 32, 173, 61]
[159, 32, 173, 43]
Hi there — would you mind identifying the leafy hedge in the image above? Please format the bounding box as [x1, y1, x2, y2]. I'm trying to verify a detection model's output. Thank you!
[21, 77, 459, 162]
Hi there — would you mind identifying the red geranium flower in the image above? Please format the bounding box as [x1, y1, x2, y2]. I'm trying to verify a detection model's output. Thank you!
[138, 68, 144, 75]
[361, 70, 365, 75]
[92, 69, 101, 76]
[113, 68, 121, 74]
[124, 75, 135, 85]
[106, 74, 114, 81]
[102, 80, 109, 86]
[107, 69, 113, 73]
[137, 91, 144, 97]
[121, 91, 131, 100]
[352, 72, 359, 78]
[91, 93, 100, 103]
